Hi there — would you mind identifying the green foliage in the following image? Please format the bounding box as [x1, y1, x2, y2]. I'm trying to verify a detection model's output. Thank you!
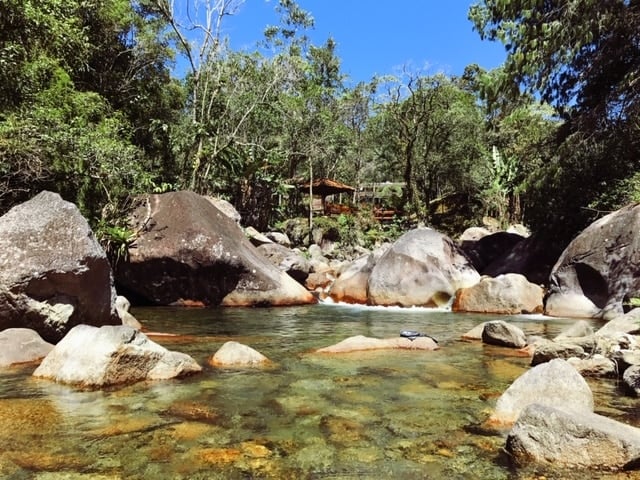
[96, 221, 137, 268]
[470, 0, 640, 240]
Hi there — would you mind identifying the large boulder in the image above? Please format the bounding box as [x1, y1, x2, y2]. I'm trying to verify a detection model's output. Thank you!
[460, 231, 524, 273]
[545, 203, 640, 319]
[329, 248, 387, 304]
[367, 228, 480, 307]
[506, 403, 640, 471]
[33, 324, 202, 388]
[452, 274, 544, 314]
[481, 234, 563, 286]
[115, 191, 315, 307]
[488, 358, 593, 426]
[0, 328, 54, 367]
[0, 191, 119, 343]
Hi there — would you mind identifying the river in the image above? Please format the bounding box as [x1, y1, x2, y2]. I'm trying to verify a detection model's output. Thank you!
[0, 303, 638, 479]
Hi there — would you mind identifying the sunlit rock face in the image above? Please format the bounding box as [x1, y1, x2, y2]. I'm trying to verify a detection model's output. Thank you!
[0, 191, 119, 343]
[115, 190, 316, 307]
[367, 228, 480, 307]
[488, 359, 593, 427]
[546, 202, 640, 320]
[506, 403, 640, 471]
[33, 324, 202, 388]
[452, 274, 543, 315]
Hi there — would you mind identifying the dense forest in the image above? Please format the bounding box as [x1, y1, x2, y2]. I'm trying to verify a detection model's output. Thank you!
[1, 0, 639, 246]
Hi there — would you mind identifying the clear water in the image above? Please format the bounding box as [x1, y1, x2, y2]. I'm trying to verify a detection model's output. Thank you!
[0, 304, 638, 480]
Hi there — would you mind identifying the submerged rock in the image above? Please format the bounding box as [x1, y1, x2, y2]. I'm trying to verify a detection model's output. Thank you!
[33, 324, 201, 388]
[315, 335, 439, 354]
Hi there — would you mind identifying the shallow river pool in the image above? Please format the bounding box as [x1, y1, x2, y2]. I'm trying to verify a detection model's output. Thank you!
[1, 303, 639, 479]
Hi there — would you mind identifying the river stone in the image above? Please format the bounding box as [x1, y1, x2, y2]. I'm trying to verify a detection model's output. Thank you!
[596, 308, 640, 337]
[623, 365, 640, 396]
[368, 227, 480, 307]
[546, 203, 640, 319]
[554, 320, 594, 341]
[0, 191, 119, 343]
[461, 322, 488, 341]
[329, 251, 381, 304]
[453, 274, 543, 315]
[506, 403, 640, 470]
[33, 324, 202, 388]
[531, 339, 587, 366]
[208, 341, 272, 367]
[0, 328, 54, 367]
[567, 355, 618, 377]
[489, 358, 593, 426]
[315, 335, 439, 353]
[115, 191, 315, 307]
[482, 320, 527, 348]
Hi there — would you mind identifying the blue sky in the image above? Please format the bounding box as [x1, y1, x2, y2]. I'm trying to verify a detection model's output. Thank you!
[220, 0, 507, 84]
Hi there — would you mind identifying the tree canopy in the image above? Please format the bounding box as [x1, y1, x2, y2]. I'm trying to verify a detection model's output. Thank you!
[2, 0, 636, 245]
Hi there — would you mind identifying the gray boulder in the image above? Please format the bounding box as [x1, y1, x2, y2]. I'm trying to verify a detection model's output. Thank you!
[596, 308, 640, 337]
[482, 234, 562, 286]
[623, 365, 640, 396]
[265, 231, 291, 247]
[489, 358, 593, 426]
[0, 328, 54, 367]
[453, 274, 543, 314]
[368, 227, 480, 307]
[567, 355, 618, 377]
[115, 191, 315, 307]
[329, 248, 387, 304]
[33, 324, 202, 388]
[256, 242, 311, 284]
[481, 320, 527, 348]
[506, 403, 640, 471]
[0, 191, 119, 343]
[546, 203, 640, 319]
[530, 338, 589, 366]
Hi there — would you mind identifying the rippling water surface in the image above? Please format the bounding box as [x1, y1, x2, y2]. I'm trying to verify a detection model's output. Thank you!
[0, 304, 638, 479]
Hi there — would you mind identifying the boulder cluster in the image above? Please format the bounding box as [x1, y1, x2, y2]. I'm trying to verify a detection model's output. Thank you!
[462, 310, 640, 471]
[1, 190, 639, 474]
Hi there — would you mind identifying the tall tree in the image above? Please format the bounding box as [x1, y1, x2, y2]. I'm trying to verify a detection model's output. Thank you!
[470, 0, 640, 237]
[370, 71, 487, 221]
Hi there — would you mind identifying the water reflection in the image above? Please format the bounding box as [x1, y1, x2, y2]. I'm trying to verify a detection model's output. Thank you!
[0, 304, 633, 479]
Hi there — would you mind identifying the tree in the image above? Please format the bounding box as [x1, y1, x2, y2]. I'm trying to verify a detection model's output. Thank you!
[368, 71, 487, 222]
[470, 0, 640, 237]
[0, 0, 179, 218]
